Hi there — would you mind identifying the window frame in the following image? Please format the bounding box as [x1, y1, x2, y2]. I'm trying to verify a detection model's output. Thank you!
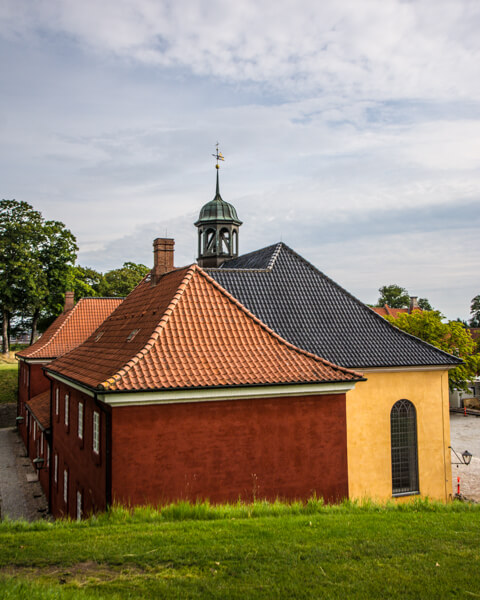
[92, 411, 100, 455]
[78, 401, 84, 440]
[391, 399, 419, 497]
[63, 468, 68, 505]
[64, 393, 69, 428]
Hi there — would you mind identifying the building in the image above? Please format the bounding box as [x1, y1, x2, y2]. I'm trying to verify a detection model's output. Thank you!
[18, 161, 462, 516]
[45, 255, 362, 518]
[372, 297, 422, 317]
[16, 294, 122, 500]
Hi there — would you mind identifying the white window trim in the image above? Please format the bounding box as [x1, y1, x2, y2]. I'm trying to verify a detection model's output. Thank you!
[54, 454, 58, 484]
[93, 411, 100, 454]
[76, 490, 82, 521]
[55, 388, 59, 415]
[64, 394, 69, 426]
[63, 469, 68, 504]
[78, 402, 84, 440]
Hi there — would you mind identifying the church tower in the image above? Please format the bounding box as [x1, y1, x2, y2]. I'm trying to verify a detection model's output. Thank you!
[195, 147, 242, 268]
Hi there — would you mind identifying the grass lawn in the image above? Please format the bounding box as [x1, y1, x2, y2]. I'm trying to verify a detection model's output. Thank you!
[0, 361, 18, 404]
[1, 500, 480, 599]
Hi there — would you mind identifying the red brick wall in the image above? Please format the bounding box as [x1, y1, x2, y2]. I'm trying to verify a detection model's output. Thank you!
[49, 382, 107, 519]
[29, 363, 50, 398]
[111, 393, 348, 506]
[17, 361, 50, 447]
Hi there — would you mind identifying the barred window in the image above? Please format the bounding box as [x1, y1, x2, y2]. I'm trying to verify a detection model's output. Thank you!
[391, 399, 419, 496]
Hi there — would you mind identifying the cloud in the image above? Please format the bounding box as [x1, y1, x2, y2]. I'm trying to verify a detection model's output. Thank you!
[2, 0, 480, 100]
[1, 1, 479, 321]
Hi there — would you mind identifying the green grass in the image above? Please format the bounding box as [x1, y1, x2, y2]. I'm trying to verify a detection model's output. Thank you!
[1, 499, 480, 598]
[0, 362, 18, 404]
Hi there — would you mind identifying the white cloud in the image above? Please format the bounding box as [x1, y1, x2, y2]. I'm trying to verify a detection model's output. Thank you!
[1, 0, 479, 320]
[2, 0, 480, 100]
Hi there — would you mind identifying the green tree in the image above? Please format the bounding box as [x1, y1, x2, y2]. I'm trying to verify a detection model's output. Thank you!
[69, 266, 105, 301]
[28, 220, 78, 342]
[418, 297, 433, 311]
[385, 310, 480, 390]
[99, 262, 149, 297]
[470, 295, 480, 327]
[0, 200, 44, 353]
[0, 200, 77, 351]
[376, 284, 410, 308]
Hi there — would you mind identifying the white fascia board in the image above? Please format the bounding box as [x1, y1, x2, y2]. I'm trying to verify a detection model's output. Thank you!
[21, 358, 52, 365]
[360, 365, 457, 374]
[99, 381, 357, 408]
[47, 372, 95, 398]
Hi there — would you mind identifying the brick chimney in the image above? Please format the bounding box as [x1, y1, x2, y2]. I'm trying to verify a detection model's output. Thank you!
[409, 296, 419, 313]
[152, 238, 175, 284]
[64, 291, 75, 313]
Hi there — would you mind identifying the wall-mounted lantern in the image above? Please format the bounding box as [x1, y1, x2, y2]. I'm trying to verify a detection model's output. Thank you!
[33, 457, 45, 470]
[449, 446, 473, 466]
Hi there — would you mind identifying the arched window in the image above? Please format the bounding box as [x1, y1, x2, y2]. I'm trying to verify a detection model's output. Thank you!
[390, 399, 419, 496]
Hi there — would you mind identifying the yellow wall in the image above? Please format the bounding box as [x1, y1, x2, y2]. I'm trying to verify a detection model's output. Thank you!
[346, 369, 452, 502]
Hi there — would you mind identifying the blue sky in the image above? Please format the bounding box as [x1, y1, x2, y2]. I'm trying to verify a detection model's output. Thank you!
[1, 0, 479, 320]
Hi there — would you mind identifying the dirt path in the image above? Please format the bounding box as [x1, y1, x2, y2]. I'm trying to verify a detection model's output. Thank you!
[0, 427, 49, 521]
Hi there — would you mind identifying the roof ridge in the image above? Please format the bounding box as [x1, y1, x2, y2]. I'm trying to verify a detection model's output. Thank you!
[100, 266, 198, 390]
[277, 245, 461, 365]
[211, 242, 281, 272]
[197, 266, 363, 380]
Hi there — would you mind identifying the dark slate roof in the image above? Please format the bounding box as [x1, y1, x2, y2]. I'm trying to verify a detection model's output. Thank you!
[206, 243, 462, 369]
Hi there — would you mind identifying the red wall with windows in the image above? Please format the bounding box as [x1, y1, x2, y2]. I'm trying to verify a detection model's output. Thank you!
[24, 416, 50, 500]
[17, 361, 50, 446]
[49, 382, 108, 519]
[111, 393, 349, 506]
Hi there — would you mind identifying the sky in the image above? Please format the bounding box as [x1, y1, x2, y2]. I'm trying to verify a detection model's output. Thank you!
[1, 0, 479, 320]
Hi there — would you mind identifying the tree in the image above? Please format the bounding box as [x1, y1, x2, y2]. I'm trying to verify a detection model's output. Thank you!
[0, 200, 77, 351]
[376, 285, 410, 308]
[470, 295, 480, 327]
[385, 310, 480, 390]
[69, 266, 105, 302]
[418, 297, 433, 311]
[99, 262, 149, 297]
[0, 200, 44, 353]
[28, 220, 78, 342]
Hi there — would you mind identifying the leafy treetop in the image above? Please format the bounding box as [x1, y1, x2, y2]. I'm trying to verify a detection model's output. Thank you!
[385, 310, 480, 390]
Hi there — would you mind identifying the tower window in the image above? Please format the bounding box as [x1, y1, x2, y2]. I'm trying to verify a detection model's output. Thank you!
[391, 399, 419, 496]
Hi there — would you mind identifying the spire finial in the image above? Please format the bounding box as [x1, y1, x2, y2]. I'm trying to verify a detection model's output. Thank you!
[212, 142, 225, 170]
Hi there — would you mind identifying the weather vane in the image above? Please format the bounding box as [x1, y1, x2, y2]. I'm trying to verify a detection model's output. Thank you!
[212, 143, 225, 169]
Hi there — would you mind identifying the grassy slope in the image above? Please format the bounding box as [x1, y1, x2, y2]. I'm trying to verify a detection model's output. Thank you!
[1, 501, 480, 599]
[0, 362, 18, 404]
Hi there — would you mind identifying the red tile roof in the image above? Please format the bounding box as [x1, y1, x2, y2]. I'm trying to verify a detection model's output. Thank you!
[16, 298, 123, 360]
[371, 305, 422, 318]
[48, 266, 363, 392]
[25, 391, 51, 430]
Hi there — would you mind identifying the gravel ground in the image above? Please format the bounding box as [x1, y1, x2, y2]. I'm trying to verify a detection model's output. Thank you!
[450, 413, 480, 501]
[0, 427, 49, 521]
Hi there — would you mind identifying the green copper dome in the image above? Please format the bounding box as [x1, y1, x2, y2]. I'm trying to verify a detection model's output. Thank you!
[195, 171, 242, 226]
